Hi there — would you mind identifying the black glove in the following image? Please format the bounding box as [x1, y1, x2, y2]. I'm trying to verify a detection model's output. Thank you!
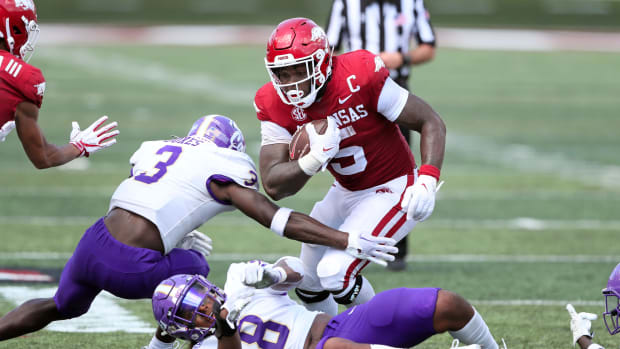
[212, 301, 237, 339]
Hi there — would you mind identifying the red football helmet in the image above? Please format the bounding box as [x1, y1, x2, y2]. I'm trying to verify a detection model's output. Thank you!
[0, 0, 39, 62]
[265, 18, 332, 108]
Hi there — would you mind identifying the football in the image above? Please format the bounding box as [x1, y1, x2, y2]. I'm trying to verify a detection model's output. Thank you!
[289, 119, 328, 160]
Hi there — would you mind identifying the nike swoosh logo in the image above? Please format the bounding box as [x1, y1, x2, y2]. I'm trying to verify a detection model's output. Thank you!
[323, 146, 334, 152]
[338, 95, 352, 104]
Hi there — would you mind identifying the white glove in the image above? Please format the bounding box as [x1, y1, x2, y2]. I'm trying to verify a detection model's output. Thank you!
[567, 304, 597, 345]
[401, 175, 443, 221]
[0, 120, 16, 142]
[221, 288, 254, 328]
[242, 261, 287, 289]
[176, 230, 213, 257]
[70, 115, 119, 157]
[346, 233, 398, 267]
[298, 117, 341, 175]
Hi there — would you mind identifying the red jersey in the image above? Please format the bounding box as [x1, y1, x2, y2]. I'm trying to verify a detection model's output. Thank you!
[0, 50, 45, 128]
[255, 50, 415, 191]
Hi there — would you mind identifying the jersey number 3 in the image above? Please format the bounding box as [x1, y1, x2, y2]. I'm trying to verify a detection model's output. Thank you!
[134, 145, 182, 184]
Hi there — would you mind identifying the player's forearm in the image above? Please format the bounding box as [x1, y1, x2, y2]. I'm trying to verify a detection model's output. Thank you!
[24, 142, 80, 169]
[283, 212, 348, 249]
[408, 44, 435, 65]
[418, 118, 446, 169]
[577, 336, 605, 349]
[262, 161, 312, 200]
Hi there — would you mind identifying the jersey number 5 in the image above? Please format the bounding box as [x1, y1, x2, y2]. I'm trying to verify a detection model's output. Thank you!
[134, 145, 182, 184]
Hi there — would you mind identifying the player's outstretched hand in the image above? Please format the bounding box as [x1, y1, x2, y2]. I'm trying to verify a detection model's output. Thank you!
[401, 175, 444, 221]
[241, 261, 286, 289]
[346, 233, 398, 267]
[567, 303, 597, 345]
[302, 117, 341, 173]
[0, 120, 16, 142]
[70, 115, 119, 157]
[176, 230, 213, 257]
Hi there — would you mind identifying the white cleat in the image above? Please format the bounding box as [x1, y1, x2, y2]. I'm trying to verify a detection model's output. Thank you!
[450, 339, 482, 349]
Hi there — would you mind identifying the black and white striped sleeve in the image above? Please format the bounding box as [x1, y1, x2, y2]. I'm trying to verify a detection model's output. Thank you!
[326, 0, 346, 51]
[412, 0, 436, 46]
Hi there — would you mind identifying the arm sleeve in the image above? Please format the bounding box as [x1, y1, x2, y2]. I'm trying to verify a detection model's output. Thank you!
[20, 67, 45, 108]
[413, 0, 436, 46]
[326, 0, 345, 51]
[377, 77, 409, 122]
[261, 121, 293, 146]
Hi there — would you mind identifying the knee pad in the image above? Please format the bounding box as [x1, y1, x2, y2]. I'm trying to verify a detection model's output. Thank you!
[316, 257, 346, 291]
[295, 288, 331, 304]
[332, 274, 363, 305]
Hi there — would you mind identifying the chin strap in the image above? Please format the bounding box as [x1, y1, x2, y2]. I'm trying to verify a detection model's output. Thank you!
[4, 18, 15, 54]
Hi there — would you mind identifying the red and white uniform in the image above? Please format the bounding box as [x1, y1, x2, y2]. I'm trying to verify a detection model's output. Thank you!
[255, 50, 418, 297]
[256, 50, 414, 191]
[0, 50, 45, 128]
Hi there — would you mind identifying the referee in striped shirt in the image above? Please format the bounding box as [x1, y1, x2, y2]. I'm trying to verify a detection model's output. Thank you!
[326, 0, 437, 271]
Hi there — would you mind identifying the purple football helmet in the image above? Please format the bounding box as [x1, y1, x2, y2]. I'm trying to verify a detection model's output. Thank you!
[603, 263, 620, 335]
[152, 274, 226, 342]
[187, 114, 246, 152]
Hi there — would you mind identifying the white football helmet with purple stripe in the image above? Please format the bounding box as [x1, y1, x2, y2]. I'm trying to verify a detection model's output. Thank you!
[187, 115, 245, 152]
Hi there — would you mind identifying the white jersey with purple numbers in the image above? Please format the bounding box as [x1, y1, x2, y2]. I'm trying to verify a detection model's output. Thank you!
[223, 262, 320, 349]
[109, 136, 259, 253]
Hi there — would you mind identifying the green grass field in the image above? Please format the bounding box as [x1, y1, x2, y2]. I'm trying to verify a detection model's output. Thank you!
[0, 43, 618, 349]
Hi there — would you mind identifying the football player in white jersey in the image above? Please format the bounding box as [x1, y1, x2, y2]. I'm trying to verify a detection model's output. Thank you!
[0, 114, 396, 342]
[148, 257, 505, 349]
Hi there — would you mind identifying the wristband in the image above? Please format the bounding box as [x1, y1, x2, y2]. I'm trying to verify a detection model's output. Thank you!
[70, 141, 87, 157]
[400, 52, 411, 66]
[418, 164, 440, 181]
[271, 266, 287, 284]
[270, 207, 293, 237]
[298, 152, 323, 176]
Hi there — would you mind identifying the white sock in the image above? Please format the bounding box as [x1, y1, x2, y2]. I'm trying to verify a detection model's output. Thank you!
[350, 275, 375, 307]
[449, 309, 498, 349]
[146, 333, 176, 349]
[301, 294, 339, 316]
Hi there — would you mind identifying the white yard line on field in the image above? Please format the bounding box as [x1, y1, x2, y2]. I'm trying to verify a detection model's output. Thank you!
[37, 25, 620, 52]
[36, 48, 257, 104]
[0, 286, 599, 336]
[0, 252, 615, 263]
[0, 287, 152, 333]
[447, 133, 620, 190]
[471, 299, 601, 306]
[3, 215, 620, 231]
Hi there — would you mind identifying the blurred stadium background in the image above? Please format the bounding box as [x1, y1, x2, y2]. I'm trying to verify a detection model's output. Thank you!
[0, 0, 619, 348]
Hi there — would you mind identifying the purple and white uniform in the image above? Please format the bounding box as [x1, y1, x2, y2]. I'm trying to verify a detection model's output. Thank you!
[195, 258, 440, 349]
[54, 137, 259, 318]
[111, 137, 258, 253]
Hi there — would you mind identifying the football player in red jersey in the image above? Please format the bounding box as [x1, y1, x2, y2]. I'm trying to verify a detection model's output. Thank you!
[0, 0, 118, 169]
[255, 17, 446, 314]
